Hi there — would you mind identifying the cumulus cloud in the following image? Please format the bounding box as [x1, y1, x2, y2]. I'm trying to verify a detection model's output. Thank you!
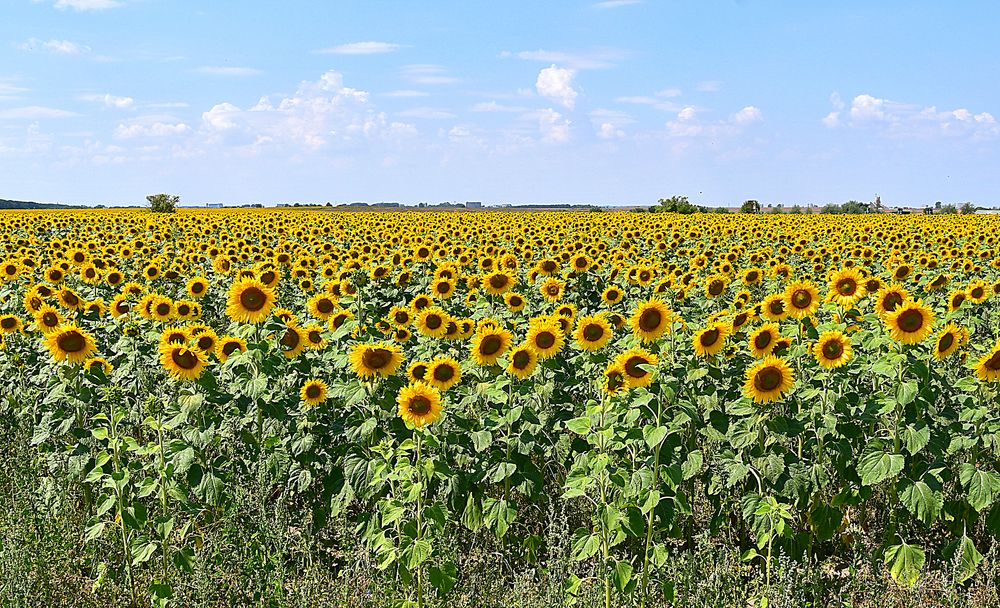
[15, 38, 89, 54]
[536, 65, 578, 110]
[824, 93, 999, 138]
[114, 121, 190, 139]
[535, 108, 571, 143]
[731, 106, 762, 124]
[315, 41, 402, 55]
[80, 93, 134, 109]
[199, 70, 417, 152]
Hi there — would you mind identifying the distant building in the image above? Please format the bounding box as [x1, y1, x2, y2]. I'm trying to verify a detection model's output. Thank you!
[465, 201, 482, 209]
[205, 202, 223, 208]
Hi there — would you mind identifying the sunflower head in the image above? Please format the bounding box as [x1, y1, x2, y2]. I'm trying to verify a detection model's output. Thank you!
[226, 278, 275, 324]
[885, 298, 935, 345]
[974, 341, 1000, 382]
[300, 379, 329, 408]
[748, 323, 780, 359]
[471, 328, 512, 366]
[744, 356, 795, 404]
[813, 331, 852, 369]
[397, 382, 443, 428]
[630, 299, 671, 343]
[45, 325, 97, 365]
[615, 348, 658, 389]
[506, 344, 538, 379]
[526, 318, 565, 359]
[574, 314, 613, 352]
[350, 342, 404, 379]
[785, 281, 820, 318]
[159, 345, 207, 381]
[934, 323, 963, 360]
[693, 323, 728, 358]
[426, 357, 461, 391]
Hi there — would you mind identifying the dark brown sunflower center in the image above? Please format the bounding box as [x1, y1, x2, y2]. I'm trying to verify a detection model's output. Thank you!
[305, 385, 322, 399]
[1, 317, 16, 329]
[746, 271, 759, 282]
[535, 331, 556, 349]
[606, 369, 625, 391]
[393, 311, 408, 324]
[768, 300, 785, 315]
[754, 366, 783, 392]
[837, 279, 857, 296]
[986, 351, 1000, 371]
[754, 332, 772, 350]
[155, 303, 170, 316]
[542, 261, 556, 273]
[972, 287, 984, 299]
[197, 336, 214, 350]
[479, 335, 503, 356]
[411, 364, 427, 380]
[191, 282, 205, 294]
[708, 281, 725, 296]
[952, 294, 966, 307]
[363, 348, 391, 369]
[937, 333, 954, 353]
[624, 356, 649, 378]
[607, 290, 620, 301]
[792, 290, 812, 308]
[408, 396, 432, 415]
[58, 331, 86, 353]
[436, 282, 451, 294]
[281, 329, 301, 350]
[239, 286, 267, 312]
[222, 341, 242, 356]
[260, 271, 276, 285]
[308, 330, 322, 344]
[512, 351, 531, 369]
[897, 309, 924, 333]
[490, 275, 509, 289]
[433, 364, 455, 382]
[700, 328, 720, 347]
[821, 340, 843, 359]
[583, 324, 605, 342]
[639, 309, 662, 331]
[546, 285, 560, 296]
[425, 314, 442, 330]
[62, 292, 79, 306]
[172, 349, 199, 370]
[42, 312, 59, 327]
[883, 293, 903, 312]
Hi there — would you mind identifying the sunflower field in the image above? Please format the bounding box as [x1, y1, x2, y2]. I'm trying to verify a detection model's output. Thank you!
[1, 209, 999, 607]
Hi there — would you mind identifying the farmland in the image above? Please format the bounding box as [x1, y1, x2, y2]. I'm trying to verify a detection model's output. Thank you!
[1, 209, 999, 607]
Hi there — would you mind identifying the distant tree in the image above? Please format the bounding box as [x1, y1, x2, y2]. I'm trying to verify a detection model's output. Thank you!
[655, 195, 700, 214]
[935, 201, 942, 210]
[940, 203, 958, 214]
[146, 193, 179, 213]
[841, 200, 867, 214]
[772, 203, 784, 214]
[713, 207, 730, 214]
[960, 202, 976, 214]
[821, 203, 842, 214]
[740, 199, 760, 214]
[790, 204, 803, 214]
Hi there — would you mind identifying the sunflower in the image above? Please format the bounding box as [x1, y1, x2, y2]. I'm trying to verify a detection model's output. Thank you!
[506, 344, 538, 379]
[300, 379, 328, 408]
[303, 324, 326, 350]
[813, 331, 852, 369]
[747, 323, 781, 359]
[828, 268, 866, 307]
[431, 278, 456, 299]
[884, 298, 935, 344]
[973, 341, 1000, 382]
[216, 336, 247, 363]
[159, 345, 207, 381]
[329, 308, 354, 331]
[947, 290, 967, 312]
[693, 323, 728, 358]
[278, 324, 308, 359]
[408, 361, 430, 383]
[874, 284, 909, 317]
[83, 357, 113, 375]
[308, 293, 340, 320]
[226, 278, 276, 324]
[504, 292, 526, 312]
[603, 364, 628, 395]
[760, 293, 790, 322]
[574, 314, 613, 352]
[186, 276, 209, 299]
[630, 299, 671, 343]
[470, 328, 512, 366]
[34, 305, 63, 334]
[388, 306, 412, 327]
[539, 277, 565, 302]
[743, 356, 795, 404]
[526, 318, 565, 359]
[0, 314, 23, 334]
[415, 306, 450, 339]
[967, 280, 989, 304]
[703, 274, 729, 299]
[482, 271, 515, 296]
[397, 382, 444, 428]
[45, 325, 97, 365]
[426, 357, 462, 391]
[602, 286, 624, 305]
[158, 326, 190, 351]
[615, 348, 658, 389]
[350, 342, 404, 379]
[192, 328, 219, 354]
[785, 281, 820, 318]
[928, 323, 962, 360]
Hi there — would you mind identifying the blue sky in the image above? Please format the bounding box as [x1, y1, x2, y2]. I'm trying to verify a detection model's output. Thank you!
[2, 0, 998, 207]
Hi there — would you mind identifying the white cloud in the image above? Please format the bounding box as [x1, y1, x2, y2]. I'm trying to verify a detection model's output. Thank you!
[196, 66, 262, 76]
[198, 70, 417, 152]
[695, 80, 722, 92]
[114, 122, 190, 139]
[590, 108, 633, 140]
[15, 38, 89, 55]
[396, 107, 456, 120]
[535, 108, 571, 143]
[315, 41, 402, 55]
[402, 65, 458, 85]
[536, 65, 578, 110]
[656, 88, 682, 98]
[46, 0, 123, 10]
[825, 93, 998, 139]
[594, 0, 643, 7]
[677, 106, 698, 121]
[614, 95, 683, 112]
[731, 106, 762, 124]
[503, 48, 626, 70]
[471, 101, 531, 113]
[80, 93, 135, 109]
[0, 106, 78, 119]
[0, 80, 29, 100]
[383, 90, 429, 98]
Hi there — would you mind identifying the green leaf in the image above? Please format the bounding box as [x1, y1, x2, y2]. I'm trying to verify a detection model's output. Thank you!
[612, 560, 634, 593]
[898, 479, 943, 526]
[681, 450, 703, 481]
[566, 417, 591, 435]
[954, 536, 983, 584]
[959, 464, 1000, 511]
[402, 539, 432, 570]
[858, 447, 904, 486]
[901, 423, 930, 456]
[808, 502, 843, 542]
[642, 425, 668, 449]
[884, 542, 925, 588]
[428, 561, 458, 595]
[896, 380, 918, 406]
[470, 430, 492, 452]
[571, 530, 601, 561]
[488, 462, 517, 484]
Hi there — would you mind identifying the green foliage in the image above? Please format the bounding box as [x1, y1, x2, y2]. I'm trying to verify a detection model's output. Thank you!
[740, 199, 761, 214]
[147, 193, 179, 213]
